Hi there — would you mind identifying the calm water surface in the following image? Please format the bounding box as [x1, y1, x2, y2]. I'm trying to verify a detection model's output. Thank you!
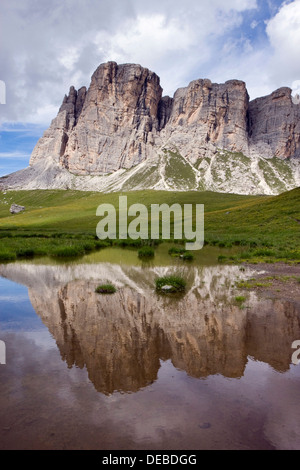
[0, 246, 300, 450]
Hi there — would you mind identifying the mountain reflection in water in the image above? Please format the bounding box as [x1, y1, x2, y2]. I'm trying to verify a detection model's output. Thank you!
[1, 262, 299, 395]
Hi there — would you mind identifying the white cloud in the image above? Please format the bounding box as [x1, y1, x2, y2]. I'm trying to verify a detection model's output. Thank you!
[93, 14, 200, 95]
[99, 14, 195, 60]
[94, 2, 259, 96]
[0, 0, 261, 126]
[4, 0, 300, 127]
[26, 104, 60, 125]
[266, 0, 300, 87]
[201, 0, 300, 100]
[58, 47, 81, 72]
[0, 152, 31, 159]
[292, 80, 300, 95]
[251, 20, 259, 28]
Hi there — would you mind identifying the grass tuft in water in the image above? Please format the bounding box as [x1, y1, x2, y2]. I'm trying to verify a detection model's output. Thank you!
[155, 275, 186, 293]
[138, 246, 155, 259]
[235, 296, 246, 303]
[168, 246, 186, 257]
[95, 284, 117, 294]
[51, 246, 85, 258]
[182, 252, 194, 261]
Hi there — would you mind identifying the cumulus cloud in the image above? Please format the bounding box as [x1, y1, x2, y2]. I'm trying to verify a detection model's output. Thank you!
[199, 0, 300, 100]
[0, 0, 133, 125]
[1, 0, 300, 129]
[0, 0, 258, 126]
[266, 0, 300, 87]
[292, 80, 300, 96]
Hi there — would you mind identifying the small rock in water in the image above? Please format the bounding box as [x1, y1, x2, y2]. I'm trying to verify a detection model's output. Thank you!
[10, 204, 25, 214]
[161, 285, 174, 292]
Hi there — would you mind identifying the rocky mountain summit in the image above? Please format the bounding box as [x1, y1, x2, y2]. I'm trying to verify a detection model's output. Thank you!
[1, 61, 300, 194]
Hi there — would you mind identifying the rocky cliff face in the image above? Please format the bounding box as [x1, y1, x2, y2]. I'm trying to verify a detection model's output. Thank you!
[249, 87, 300, 159]
[30, 64, 252, 173]
[30, 85, 87, 166]
[1, 61, 300, 194]
[160, 78, 250, 163]
[31, 62, 162, 174]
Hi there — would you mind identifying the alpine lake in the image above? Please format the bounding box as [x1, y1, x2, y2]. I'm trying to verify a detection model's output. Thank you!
[0, 243, 299, 450]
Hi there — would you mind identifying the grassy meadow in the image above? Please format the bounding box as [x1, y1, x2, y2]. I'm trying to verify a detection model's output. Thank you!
[0, 188, 299, 263]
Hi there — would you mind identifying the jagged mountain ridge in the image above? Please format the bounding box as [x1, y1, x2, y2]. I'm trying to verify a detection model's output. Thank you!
[1, 61, 300, 195]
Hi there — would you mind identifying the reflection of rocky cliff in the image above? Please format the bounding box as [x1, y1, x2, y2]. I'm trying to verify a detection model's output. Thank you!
[0, 262, 299, 394]
[246, 298, 300, 372]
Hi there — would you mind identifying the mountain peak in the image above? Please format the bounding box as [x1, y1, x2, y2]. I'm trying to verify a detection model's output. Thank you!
[1, 61, 299, 195]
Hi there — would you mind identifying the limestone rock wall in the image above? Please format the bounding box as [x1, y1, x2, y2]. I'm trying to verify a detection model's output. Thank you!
[249, 87, 300, 159]
[26, 61, 300, 183]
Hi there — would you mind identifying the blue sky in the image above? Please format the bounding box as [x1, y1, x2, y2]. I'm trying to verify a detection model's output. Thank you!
[0, 124, 44, 176]
[0, 0, 300, 176]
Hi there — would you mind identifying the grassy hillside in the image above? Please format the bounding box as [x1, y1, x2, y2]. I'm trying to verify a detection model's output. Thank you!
[0, 188, 299, 262]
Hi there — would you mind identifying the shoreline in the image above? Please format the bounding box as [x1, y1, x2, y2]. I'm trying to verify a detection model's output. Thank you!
[241, 262, 300, 304]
